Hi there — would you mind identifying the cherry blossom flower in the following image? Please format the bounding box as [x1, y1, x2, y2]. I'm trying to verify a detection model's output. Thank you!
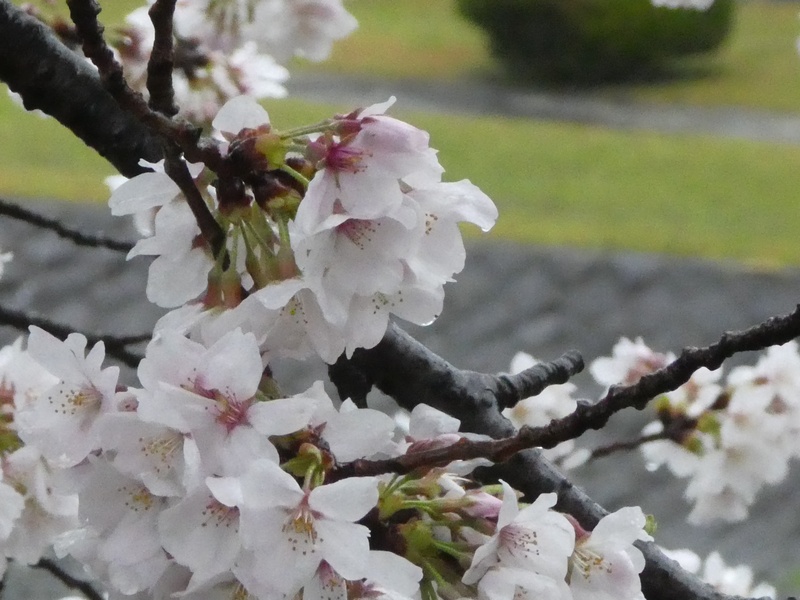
[15, 328, 119, 468]
[590, 337, 674, 389]
[77, 461, 171, 594]
[567, 507, 652, 600]
[172, 0, 358, 63]
[135, 329, 317, 475]
[462, 481, 574, 590]
[2, 446, 79, 567]
[239, 458, 379, 596]
[662, 548, 775, 598]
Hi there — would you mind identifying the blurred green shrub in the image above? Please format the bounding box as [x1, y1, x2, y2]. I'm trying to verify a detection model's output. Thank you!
[456, 0, 734, 84]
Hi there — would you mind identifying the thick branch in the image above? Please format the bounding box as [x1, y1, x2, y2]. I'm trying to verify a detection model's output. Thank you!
[330, 311, 800, 600]
[0, 0, 162, 176]
[329, 323, 582, 433]
[66, 0, 223, 171]
[0, 198, 133, 253]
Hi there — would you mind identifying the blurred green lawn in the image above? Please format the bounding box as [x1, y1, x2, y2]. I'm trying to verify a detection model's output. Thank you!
[2, 0, 800, 266]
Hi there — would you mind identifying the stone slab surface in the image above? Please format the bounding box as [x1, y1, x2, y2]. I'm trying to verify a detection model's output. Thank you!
[1, 200, 799, 597]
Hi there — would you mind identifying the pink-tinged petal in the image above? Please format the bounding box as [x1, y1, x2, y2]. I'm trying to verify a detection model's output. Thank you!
[589, 507, 652, 549]
[198, 330, 262, 401]
[248, 397, 317, 436]
[206, 476, 243, 507]
[27, 327, 87, 383]
[316, 520, 371, 580]
[303, 564, 347, 600]
[141, 383, 216, 432]
[322, 409, 395, 462]
[253, 278, 306, 310]
[0, 482, 24, 539]
[497, 480, 521, 528]
[158, 489, 240, 578]
[358, 96, 396, 118]
[309, 477, 378, 522]
[249, 521, 318, 596]
[462, 535, 499, 585]
[145, 249, 212, 308]
[212, 95, 270, 136]
[409, 404, 460, 439]
[366, 550, 422, 596]
[240, 459, 303, 510]
[137, 333, 204, 392]
[109, 172, 179, 216]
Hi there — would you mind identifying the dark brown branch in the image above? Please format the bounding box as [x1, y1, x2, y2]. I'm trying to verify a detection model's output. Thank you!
[331, 308, 800, 600]
[163, 149, 226, 256]
[587, 431, 668, 461]
[0, 198, 134, 253]
[337, 306, 800, 475]
[0, 304, 146, 368]
[65, 0, 224, 172]
[527, 304, 800, 451]
[494, 349, 584, 409]
[32, 558, 104, 600]
[0, 0, 161, 177]
[147, 0, 178, 116]
[329, 323, 583, 433]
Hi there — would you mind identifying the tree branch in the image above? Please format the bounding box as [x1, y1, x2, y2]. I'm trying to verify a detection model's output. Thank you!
[0, 0, 162, 177]
[330, 308, 800, 600]
[32, 558, 104, 600]
[66, 0, 224, 171]
[146, 0, 178, 117]
[0, 304, 146, 368]
[0, 198, 134, 253]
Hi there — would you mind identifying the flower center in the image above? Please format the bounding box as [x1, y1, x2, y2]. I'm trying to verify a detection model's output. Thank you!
[201, 497, 240, 530]
[325, 142, 367, 174]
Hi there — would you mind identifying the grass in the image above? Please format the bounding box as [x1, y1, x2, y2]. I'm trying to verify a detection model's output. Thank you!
[266, 98, 800, 268]
[3, 0, 800, 266]
[4, 90, 800, 266]
[296, 0, 800, 114]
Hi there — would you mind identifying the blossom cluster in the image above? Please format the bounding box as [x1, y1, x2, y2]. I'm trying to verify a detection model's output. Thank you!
[116, 0, 357, 121]
[592, 337, 800, 524]
[110, 94, 496, 363]
[0, 0, 788, 597]
[662, 549, 776, 598]
[0, 325, 658, 600]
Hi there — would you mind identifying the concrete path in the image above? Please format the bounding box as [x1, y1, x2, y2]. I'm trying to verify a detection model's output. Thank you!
[289, 72, 800, 144]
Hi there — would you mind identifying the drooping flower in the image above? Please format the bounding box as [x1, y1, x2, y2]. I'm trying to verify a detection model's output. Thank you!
[567, 507, 652, 600]
[463, 481, 574, 590]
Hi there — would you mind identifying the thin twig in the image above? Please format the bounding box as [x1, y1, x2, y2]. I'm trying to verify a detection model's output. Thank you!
[0, 198, 134, 253]
[588, 431, 669, 460]
[147, 0, 178, 116]
[163, 149, 226, 257]
[65, 0, 224, 170]
[334, 305, 800, 477]
[32, 558, 104, 600]
[0, 304, 146, 368]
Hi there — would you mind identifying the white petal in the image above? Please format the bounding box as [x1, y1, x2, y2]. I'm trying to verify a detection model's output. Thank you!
[212, 95, 270, 136]
[309, 477, 378, 522]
